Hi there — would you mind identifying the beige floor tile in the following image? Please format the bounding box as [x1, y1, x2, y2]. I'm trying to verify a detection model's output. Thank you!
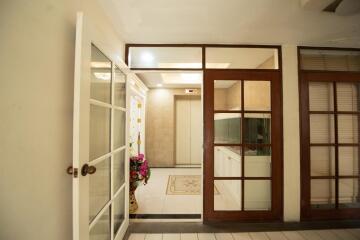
[181, 233, 198, 240]
[266, 232, 286, 240]
[129, 234, 146, 240]
[163, 234, 181, 240]
[232, 232, 251, 240]
[145, 234, 163, 240]
[282, 231, 306, 240]
[198, 233, 216, 240]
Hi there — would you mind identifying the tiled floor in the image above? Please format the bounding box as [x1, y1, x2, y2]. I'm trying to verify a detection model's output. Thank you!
[134, 168, 202, 215]
[128, 229, 360, 240]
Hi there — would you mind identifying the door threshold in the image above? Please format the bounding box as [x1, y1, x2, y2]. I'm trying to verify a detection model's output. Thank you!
[130, 214, 201, 219]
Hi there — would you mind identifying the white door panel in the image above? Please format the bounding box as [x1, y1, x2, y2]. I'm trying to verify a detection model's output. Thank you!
[73, 12, 129, 240]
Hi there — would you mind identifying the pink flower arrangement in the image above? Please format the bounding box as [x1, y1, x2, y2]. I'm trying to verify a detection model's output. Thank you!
[130, 153, 151, 191]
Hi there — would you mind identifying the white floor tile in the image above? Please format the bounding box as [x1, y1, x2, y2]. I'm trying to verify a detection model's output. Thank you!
[297, 230, 323, 240]
[134, 168, 202, 215]
[331, 229, 358, 240]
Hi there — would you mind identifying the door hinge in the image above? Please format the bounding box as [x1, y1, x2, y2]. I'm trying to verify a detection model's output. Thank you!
[67, 166, 78, 178]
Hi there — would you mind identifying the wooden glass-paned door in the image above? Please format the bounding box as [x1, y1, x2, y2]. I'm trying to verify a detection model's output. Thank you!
[204, 70, 282, 221]
[300, 71, 360, 220]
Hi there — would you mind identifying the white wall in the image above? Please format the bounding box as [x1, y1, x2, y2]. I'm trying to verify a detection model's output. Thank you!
[282, 45, 301, 222]
[0, 0, 125, 239]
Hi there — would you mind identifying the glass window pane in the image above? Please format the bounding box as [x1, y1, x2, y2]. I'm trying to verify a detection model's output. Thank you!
[311, 179, 335, 209]
[244, 81, 271, 111]
[339, 147, 359, 176]
[309, 82, 334, 111]
[245, 146, 271, 177]
[309, 114, 335, 143]
[206, 48, 278, 69]
[339, 179, 360, 208]
[90, 105, 111, 160]
[244, 180, 271, 210]
[214, 113, 241, 144]
[244, 113, 271, 144]
[129, 47, 202, 69]
[114, 66, 126, 108]
[300, 49, 360, 71]
[310, 147, 335, 176]
[89, 158, 110, 222]
[91, 44, 112, 103]
[337, 82, 360, 112]
[214, 146, 241, 177]
[214, 180, 241, 211]
[114, 188, 125, 235]
[113, 149, 125, 193]
[113, 110, 126, 149]
[90, 207, 111, 240]
[338, 114, 358, 144]
[214, 80, 241, 111]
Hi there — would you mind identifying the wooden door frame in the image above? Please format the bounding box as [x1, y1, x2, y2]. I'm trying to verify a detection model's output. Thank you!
[299, 71, 360, 220]
[203, 69, 283, 222]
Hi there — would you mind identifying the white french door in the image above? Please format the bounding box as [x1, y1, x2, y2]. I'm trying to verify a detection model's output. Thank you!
[72, 12, 129, 240]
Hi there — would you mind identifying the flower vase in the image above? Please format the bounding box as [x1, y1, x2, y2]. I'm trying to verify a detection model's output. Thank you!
[129, 190, 138, 213]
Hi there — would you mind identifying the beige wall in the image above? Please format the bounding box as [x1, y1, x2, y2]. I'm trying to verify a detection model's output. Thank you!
[282, 44, 301, 222]
[145, 89, 200, 167]
[0, 0, 125, 239]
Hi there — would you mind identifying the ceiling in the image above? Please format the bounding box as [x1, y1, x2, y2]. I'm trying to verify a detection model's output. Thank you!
[138, 72, 202, 89]
[97, 0, 360, 47]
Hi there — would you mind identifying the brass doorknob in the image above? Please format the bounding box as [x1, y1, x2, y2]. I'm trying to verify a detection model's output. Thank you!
[81, 164, 96, 176]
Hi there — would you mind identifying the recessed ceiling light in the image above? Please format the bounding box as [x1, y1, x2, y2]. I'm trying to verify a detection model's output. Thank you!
[157, 83, 163, 87]
[141, 52, 154, 62]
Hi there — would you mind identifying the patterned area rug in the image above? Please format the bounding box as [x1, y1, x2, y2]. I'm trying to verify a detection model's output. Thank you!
[166, 175, 219, 195]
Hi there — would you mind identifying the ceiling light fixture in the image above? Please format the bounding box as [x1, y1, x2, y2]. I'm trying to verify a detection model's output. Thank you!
[157, 83, 163, 87]
[141, 52, 154, 62]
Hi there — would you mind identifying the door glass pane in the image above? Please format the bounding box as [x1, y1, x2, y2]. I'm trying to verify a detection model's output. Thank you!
[214, 80, 241, 111]
[114, 66, 126, 108]
[214, 180, 241, 211]
[206, 48, 278, 69]
[311, 179, 335, 209]
[300, 49, 360, 71]
[90, 207, 111, 240]
[244, 81, 271, 111]
[129, 47, 202, 69]
[245, 146, 271, 177]
[214, 146, 241, 177]
[243, 113, 271, 144]
[91, 44, 112, 103]
[113, 110, 126, 149]
[214, 113, 241, 144]
[89, 158, 110, 222]
[339, 147, 359, 176]
[244, 180, 271, 210]
[338, 114, 358, 144]
[337, 82, 360, 112]
[309, 114, 335, 143]
[113, 149, 125, 193]
[114, 189, 125, 235]
[309, 82, 334, 111]
[339, 179, 360, 208]
[310, 147, 335, 176]
[90, 105, 111, 160]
